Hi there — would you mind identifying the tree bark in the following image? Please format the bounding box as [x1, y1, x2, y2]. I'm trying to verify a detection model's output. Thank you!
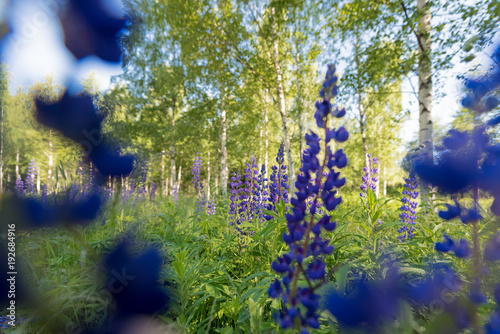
[259, 124, 263, 168]
[383, 165, 387, 196]
[170, 98, 176, 197]
[207, 151, 211, 200]
[15, 149, 19, 179]
[417, 0, 433, 194]
[355, 32, 369, 169]
[295, 22, 304, 156]
[265, 89, 269, 181]
[220, 90, 228, 196]
[215, 141, 219, 196]
[271, 7, 295, 186]
[161, 149, 166, 196]
[177, 164, 182, 190]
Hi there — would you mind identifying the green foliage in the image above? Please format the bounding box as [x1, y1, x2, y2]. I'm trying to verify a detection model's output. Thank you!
[16, 184, 500, 333]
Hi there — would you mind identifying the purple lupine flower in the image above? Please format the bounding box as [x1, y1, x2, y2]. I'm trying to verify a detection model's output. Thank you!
[15, 176, 24, 197]
[242, 156, 259, 224]
[191, 153, 206, 218]
[266, 143, 290, 220]
[41, 184, 48, 205]
[150, 181, 156, 200]
[172, 184, 179, 206]
[256, 164, 268, 221]
[207, 198, 216, 215]
[229, 172, 243, 226]
[25, 158, 38, 195]
[359, 154, 379, 198]
[397, 170, 419, 241]
[268, 64, 348, 333]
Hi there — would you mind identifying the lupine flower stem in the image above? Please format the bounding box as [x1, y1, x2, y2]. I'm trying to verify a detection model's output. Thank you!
[269, 64, 348, 333]
[289, 135, 329, 298]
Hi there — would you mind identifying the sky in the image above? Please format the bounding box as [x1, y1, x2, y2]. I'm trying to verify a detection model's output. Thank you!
[0, 0, 491, 146]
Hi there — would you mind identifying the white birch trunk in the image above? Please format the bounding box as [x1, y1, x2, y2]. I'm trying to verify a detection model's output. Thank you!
[207, 151, 211, 200]
[265, 90, 269, 177]
[272, 7, 295, 186]
[15, 149, 19, 179]
[220, 91, 228, 196]
[177, 165, 182, 189]
[170, 98, 176, 197]
[161, 150, 165, 196]
[417, 0, 433, 194]
[383, 165, 387, 197]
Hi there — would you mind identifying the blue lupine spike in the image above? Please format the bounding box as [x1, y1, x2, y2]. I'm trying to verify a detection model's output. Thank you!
[269, 64, 347, 333]
[397, 170, 419, 241]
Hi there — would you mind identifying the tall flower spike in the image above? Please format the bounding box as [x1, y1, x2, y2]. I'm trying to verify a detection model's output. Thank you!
[172, 184, 179, 206]
[397, 170, 419, 241]
[25, 159, 38, 195]
[15, 176, 24, 197]
[268, 64, 348, 333]
[229, 172, 243, 227]
[266, 143, 290, 220]
[359, 154, 379, 197]
[191, 153, 206, 219]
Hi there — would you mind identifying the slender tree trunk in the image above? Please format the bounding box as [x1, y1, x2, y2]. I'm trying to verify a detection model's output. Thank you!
[37, 165, 40, 193]
[161, 149, 165, 196]
[0, 106, 3, 193]
[383, 165, 387, 196]
[177, 164, 182, 189]
[166, 177, 169, 197]
[417, 0, 433, 194]
[220, 91, 228, 196]
[271, 7, 295, 186]
[295, 23, 304, 156]
[207, 151, 211, 200]
[355, 32, 369, 168]
[215, 142, 219, 196]
[265, 89, 269, 177]
[15, 149, 19, 179]
[48, 131, 53, 190]
[170, 98, 176, 197]
[259, 125, 263, 167]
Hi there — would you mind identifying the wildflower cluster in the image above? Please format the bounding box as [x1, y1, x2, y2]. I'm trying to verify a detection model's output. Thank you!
[397, 171, 419, 241]
[359, 154, 378, 198]
[268, 64, 348, 333]
[229, 156, 267, 235]
[265, 143, 289, 220]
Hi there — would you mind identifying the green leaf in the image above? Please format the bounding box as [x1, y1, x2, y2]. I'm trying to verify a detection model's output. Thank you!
[334, 265, 349, 294]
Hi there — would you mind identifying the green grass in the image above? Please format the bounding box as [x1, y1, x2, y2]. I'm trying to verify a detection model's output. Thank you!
[10, 189, 500, 333]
